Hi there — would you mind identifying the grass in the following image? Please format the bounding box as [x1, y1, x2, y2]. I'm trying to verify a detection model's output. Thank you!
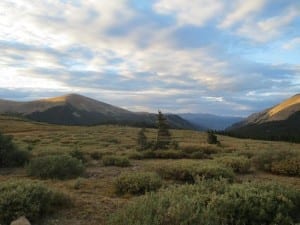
[0, 115, 299, 225]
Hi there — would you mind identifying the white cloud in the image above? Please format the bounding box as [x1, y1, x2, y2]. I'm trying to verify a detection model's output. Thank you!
[0, 68, 70, 90]
[154, 0, 223, 26]
[220, 0, 267, 28]
[237, 7, 299, 42]
[283, 37, 300, 50]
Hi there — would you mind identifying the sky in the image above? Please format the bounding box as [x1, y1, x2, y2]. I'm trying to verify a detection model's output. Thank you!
[0, 0, 300, 116]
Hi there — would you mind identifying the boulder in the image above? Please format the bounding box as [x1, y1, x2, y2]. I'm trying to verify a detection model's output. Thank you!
[10, 216, 31, 225]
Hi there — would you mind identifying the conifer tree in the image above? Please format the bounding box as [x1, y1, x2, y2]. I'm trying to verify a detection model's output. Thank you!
[207, 130, 218, 144]
[137, 128, 147, 151]
[156, 111, 171, 149]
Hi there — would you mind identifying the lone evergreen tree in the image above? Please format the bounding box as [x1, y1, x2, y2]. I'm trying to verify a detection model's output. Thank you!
[207, 130, 218, 144]
[156, 111, 171, 149]
[137, 128, 147, 151]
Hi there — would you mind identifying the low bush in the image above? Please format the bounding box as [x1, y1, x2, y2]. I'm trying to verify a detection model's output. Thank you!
[236, 150, 255, 158]
[216, 156, 251, 174]
[149, 150, 185, 159]
[0, 132, 30, 167]
[108, 180, 300, 225]
[271, 158, 300, 176]
[253, 149, 298, 172]
[102, 155, 131, 167]
[27, 155, 85, 179]
[90, 151, 102, 160]
[156, 161, 234, 183]
[114, 172, 162, 195]
[0, 180, 70, 225]
[69, 149, 86, 163]
[188, 151, 211, 159]
[128, 152, 144, 160]
[180, 143, 219, 155]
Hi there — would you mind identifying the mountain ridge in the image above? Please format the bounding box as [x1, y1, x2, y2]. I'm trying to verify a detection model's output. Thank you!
[0, 94, 196, 129]
[227, 94, 300, 142]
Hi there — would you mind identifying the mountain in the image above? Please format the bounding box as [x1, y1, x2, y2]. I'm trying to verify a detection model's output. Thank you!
[0, 94, 195, 129]
[227, 94, 300, 142]
[180, 113, 244, 130]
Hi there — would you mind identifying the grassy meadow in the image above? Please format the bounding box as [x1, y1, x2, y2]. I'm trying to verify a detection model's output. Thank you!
[0, 115, 300, 225]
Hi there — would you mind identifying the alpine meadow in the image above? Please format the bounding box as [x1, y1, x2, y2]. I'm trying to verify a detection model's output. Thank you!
[1, 0, 300, 225]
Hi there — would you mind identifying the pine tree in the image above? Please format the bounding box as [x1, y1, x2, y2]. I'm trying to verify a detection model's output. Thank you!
[156, 111, 171, 149]
[137, 128, 147, 151]
[207, 130, 218, 144]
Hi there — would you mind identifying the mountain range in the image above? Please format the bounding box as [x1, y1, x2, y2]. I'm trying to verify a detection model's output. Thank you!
[0, 94, 195, 129]
[180, 113, 243, 131]
[228, 94, 300, 142]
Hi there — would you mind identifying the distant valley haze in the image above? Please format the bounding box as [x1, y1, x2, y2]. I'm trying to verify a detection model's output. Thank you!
[0, 0, 299, 118]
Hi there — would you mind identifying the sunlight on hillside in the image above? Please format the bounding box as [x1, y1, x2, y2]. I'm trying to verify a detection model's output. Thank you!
[268, 94, 300, 117]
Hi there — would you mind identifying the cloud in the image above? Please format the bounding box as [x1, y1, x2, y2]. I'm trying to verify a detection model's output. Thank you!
[220, 0, 268, 28]
[153, 0, 223, 26]
[283, 37, 300, 50]
[0, 0, 299, 116]
[237, 7, 300, 42]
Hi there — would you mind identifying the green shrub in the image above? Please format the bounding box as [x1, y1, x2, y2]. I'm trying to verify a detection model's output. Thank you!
[0, 180, 70, 225]
[150, 150, 185, 159]
[253, 149, 298, 172]
[128, 152, 144, 160]
[0, 132, 30, 167]
[90, 151, 102, 160]
[156, 161, 234, 183]
[69, 149, 86, 163]
[102, 155, 131, 167]
[188, 151, 211, 159]
[27, 155, 85, 179]
[271, 158, 300, 176]
[216, 156, 251, 173]
[115, 172, 162, 195]
[109, 180, 300, 225]
[236, 150, 255, 158]
[180, 143, 219, 155]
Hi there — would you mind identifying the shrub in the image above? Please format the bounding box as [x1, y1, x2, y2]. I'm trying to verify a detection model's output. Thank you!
[216, 156, 251, 174]
[69, 149, 86, 163]
[27, 155, 85, 179]
[150, 150, 185, 159]
[189, 151, 209, 159]
[138, 150, 184, 159]
[180, 143, 219, 155]
[114, 172, 162, 195]
[0, 132, 30, 167]
[0, 180, 70, 225]
[156, 161, 234, 183]
[253, 149, 298, 172]
[271, 158, 300, 176]
[102, 155, 131, 167]
[90, 151, 102, 160]
[236, 150, 255, 158]
[128, 152, 144, 160]
[108, 180, 300, 225]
